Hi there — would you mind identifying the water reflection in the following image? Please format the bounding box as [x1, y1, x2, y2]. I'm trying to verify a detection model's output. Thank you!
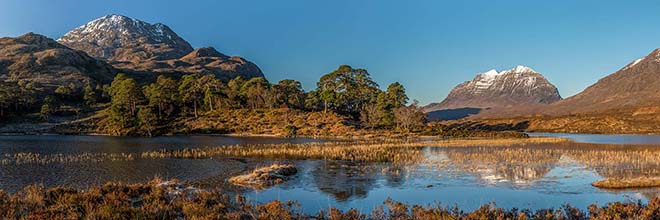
[443, 147, 561, 186]
[1, 135, 660, 213]
[310, 161, 379, 201]
[255, 142, 660, 212]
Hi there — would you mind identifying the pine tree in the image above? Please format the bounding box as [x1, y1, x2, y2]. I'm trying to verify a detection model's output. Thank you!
[83, 83, 97, 107]
[178, 74, 204, 118]
[138, 106, 158, 137]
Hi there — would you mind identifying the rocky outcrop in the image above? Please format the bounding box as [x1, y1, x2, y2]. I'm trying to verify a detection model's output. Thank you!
[0, 32, 116, 93]
[425, 66, 561, 112]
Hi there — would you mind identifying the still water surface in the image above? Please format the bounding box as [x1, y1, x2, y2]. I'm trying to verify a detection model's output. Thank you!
[529, 132, 660, 145]
[0, 134, 659, 213]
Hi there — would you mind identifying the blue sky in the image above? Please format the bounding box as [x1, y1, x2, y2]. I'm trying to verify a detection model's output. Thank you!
[1, 0, 659, 104]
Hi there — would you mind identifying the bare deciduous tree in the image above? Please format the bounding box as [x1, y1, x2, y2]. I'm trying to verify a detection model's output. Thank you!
[394, 100, 425, 132]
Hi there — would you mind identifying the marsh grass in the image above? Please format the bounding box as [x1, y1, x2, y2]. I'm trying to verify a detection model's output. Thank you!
[140, 137, 567, 165]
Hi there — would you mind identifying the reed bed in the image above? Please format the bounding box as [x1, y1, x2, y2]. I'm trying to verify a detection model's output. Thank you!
[1, 152, 135, 165]
[431, 137, 568, 147]
[141, 141, 426, 165]
[140, 137, 566, 165]
[0, 137, 563, 165]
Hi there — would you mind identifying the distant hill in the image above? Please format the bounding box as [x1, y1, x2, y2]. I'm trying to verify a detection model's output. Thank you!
[0, 32, 116, 94]
[424, 66, 562, 120]
[58, 14, 264, 81]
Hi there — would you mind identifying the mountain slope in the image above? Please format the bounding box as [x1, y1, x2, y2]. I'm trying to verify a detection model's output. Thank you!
[545, 49, 660, 115]
[0, 33, 116, 93]
[116, 47, 265, 81]
[58, 14, 264, 80]
[425, 66, 561, 112]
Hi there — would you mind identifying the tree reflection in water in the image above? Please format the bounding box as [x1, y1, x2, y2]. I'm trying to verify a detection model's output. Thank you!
[310, 161, 379, 201]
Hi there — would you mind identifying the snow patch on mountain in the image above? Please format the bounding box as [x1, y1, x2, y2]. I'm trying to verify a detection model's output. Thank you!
[623, 58, 643, 70]
[58, 14, 174, 44]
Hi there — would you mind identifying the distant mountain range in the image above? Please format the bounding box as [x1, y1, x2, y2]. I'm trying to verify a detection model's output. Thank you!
[424, 65, 562, 114]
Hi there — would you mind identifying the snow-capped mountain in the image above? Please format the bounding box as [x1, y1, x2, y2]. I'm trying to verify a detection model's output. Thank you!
[57, 14, 264, 80]
[424, 65, 561, 112]
[58, 14, 193, 62]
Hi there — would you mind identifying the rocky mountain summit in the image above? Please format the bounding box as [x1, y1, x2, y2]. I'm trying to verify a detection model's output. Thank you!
[58, 14, 263, 80]
[58, 14, 193, 63]
[0, 32, 116, 94]
[425, 66, 562, 112]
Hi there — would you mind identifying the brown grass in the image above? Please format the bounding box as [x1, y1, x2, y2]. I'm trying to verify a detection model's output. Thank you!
[593, 177, 660, 189]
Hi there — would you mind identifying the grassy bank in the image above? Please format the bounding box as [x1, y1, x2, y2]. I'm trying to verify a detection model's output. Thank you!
[593, 177, 660, 189]
[0, 179, 658, 220]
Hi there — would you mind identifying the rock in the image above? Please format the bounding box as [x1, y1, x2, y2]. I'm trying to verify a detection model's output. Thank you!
[156, 180, 204, 200]
[229, 164, 298, 188]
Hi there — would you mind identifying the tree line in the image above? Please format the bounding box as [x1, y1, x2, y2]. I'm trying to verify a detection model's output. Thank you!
[0, 65, 425, 136]
[104, 65, 424, 136]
